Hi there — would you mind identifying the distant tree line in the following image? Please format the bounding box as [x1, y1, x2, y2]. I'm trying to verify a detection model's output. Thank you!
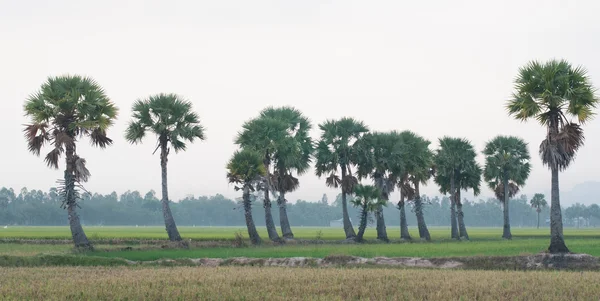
[2, 187, 599, 228]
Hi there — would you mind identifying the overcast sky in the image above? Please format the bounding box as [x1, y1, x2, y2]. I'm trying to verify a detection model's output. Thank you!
[1, 0, 599, 204]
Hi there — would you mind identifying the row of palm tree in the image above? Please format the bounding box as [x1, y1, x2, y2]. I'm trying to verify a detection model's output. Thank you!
[24, 59, 597, 254]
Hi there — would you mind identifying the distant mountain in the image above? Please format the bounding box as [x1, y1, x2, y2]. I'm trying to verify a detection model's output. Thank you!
[556, 181, 600, 205]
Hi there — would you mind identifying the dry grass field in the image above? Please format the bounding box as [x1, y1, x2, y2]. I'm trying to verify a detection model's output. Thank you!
[1, 266, 599, 300]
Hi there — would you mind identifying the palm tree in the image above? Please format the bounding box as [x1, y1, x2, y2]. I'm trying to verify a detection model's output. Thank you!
[226, 149, 265, 245]
[125, 93, 205, 242]
[314, 117, 368, 239]
[398, 130, 433, 241]
[354, 132, 404, 242]
[507, 59, 598, 253]
[235, 117, 288, 242]
[530, 193, 548, 229]
[259, 106, 313, 239]
[483, 136, 531, 239]
[351, 184, 385, 242]
[434, 137, 481, 240]
[23, 75, 118, 250]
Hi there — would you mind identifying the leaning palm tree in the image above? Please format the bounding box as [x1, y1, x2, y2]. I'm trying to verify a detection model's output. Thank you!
[235, 117, 288, 242]
[398, 130, 433, 241]
[23, 75, 118, 250]
[530, 193, 548, 229]
[354, 131, 404, 242]
[315, 117, 368, 239]
[125, 93, 205, 242]
[483, 135, 531, 239]
[259, 106, 313, 239]
[226, 149, 265, 245]
[351, 184, 385, 242]
[507, 59, 598, 253]
[434, 137, 481, 240]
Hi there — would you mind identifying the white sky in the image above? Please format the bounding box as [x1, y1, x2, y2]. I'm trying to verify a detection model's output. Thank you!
[1, 0, 599, 204]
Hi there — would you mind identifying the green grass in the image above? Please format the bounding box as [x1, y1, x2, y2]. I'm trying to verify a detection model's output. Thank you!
[91, 237, 600, 261]
[1, 226, 599, 261]
[1, 225, 599, 241]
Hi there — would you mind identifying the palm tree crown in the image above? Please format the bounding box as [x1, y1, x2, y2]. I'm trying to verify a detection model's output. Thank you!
[530, 193, 548, 212]
[315, 117, 368, 193]
[125, 93, 205, 151]
[483, 135, 531, 202]
[433, 137, 482, 195]
[24, 75, 118, 172]
[507, 59, 597, 171]
[259, 106, 313, 175]
[397, 131, 433, 194]
[351, 184, 385, 211]
[226, 149, 266, 188]
[355, 131, 405, 196]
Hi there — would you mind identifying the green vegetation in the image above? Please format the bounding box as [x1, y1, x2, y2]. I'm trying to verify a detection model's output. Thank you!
[507, 59, 598, 253]
[125, 93, 206, 242]
[1, 226, 600, 241]
[23, 75, 119, 250]
[91, 238, 600, 261]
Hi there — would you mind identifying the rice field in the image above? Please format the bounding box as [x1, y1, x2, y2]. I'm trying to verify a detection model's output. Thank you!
[1, 226, 599, 259]
[1, 226, 600, 299]
[1, 225, 598, 241]
[1, 266, 599, 300]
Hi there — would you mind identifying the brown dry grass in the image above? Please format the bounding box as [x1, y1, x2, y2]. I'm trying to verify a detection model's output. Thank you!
[1, 266, 600, 300]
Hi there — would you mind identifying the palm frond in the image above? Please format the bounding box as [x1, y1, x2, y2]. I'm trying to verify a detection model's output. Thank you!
[74, 156, 91, 183]
[44, 148, 62, 169]
[325, 174, 341, 189]
[493, 182, 520, 203]
[90, 128, 113, 148]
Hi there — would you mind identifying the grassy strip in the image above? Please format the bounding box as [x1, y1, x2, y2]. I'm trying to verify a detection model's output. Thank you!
[89, 238, 600, 260]
[1, 226, 599, 240]
[2, 266, 600, 300]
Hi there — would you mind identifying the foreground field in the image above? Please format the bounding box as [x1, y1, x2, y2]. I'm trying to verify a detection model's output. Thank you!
[1, 266, 599, 300]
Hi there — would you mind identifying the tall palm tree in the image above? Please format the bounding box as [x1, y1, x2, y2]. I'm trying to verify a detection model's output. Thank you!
[507, 59, 598, 253]
[398, 130, 433, 241]
[235, 117, 288, 242]
[483, 136, 531, 239]
[351, 184, 385, 242]
[226, 149, 265, 245]
[530, 193, 548, 229]
[354, 131, 404, 242]
[434, 137, 481, 240]
[125, 93, 205, 242]
[23, 75, 118, 250]
[259, 106, 313, 239]
[314, 117, 368, 239]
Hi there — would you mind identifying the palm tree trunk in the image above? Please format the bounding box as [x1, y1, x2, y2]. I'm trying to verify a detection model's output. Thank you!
[355, 203, 368, 242]
[64, 143, 92, 250]
[549, 166, 569, 253]
[399, 191, 411, 240]
[340, 165, 356, 239]
[414, 181, 431, 241]
[263, 162, 281, 242]
[450, 174, 459, 240]
[243, 185, 261, 245]
[278, 192, 294, 239]
[502, 175, 512, 239]
[456, 190, 469, 240]
[374, 177, 388, 242]
[160, 139, 182, 242]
